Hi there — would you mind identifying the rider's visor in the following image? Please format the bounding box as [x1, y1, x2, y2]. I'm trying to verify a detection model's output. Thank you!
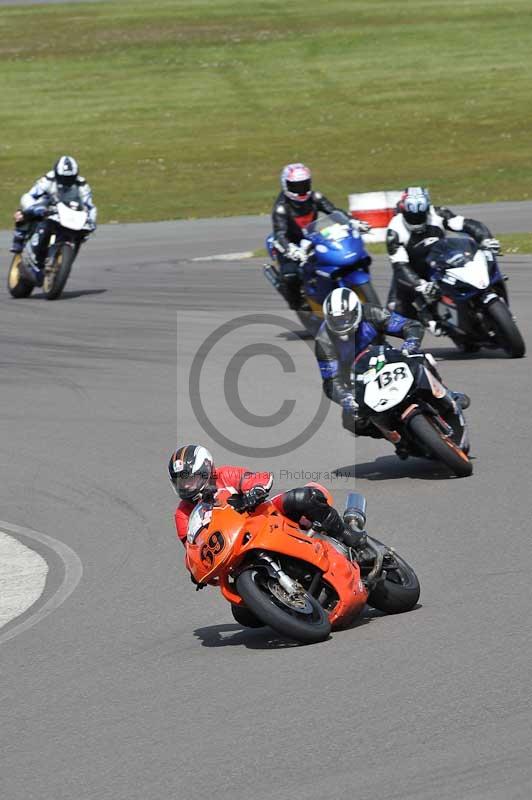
[328, 311, 358, 335]
[286, 179, 311, 196]
[57, 174, 77, 187]
[176, 474, 206, 499]
[404, 210, 427, 227]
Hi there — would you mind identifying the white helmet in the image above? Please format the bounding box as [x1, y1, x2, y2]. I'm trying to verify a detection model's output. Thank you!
[323, 288, 362, 339]
[54, 155, 79, 187]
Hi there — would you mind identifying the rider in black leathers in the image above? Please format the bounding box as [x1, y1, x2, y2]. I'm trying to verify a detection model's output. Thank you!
[272, 163, 368, 309]
[386, 187, 499, 332]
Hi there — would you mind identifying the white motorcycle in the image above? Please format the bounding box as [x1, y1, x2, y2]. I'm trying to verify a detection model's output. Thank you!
[8, 187, 90, 300]
[422, 236, 525, 358]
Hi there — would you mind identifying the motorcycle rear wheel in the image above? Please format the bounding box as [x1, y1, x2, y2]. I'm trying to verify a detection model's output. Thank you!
[236, 568, 331, 644]
[7, 255, 34, 298]
[353, 281, 381, 305]
[408, 413, 472, 478]
[368, 548, 420, 614]
[485, 298, 525, 358]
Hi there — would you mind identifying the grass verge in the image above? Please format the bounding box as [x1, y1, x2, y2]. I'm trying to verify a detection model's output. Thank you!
[1, 0, 532, 223]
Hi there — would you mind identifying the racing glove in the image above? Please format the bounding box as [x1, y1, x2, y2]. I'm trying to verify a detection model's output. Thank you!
[286, 243, 307, 263]
[350, 218, 371, 234]
[480, 238, 501, 255]
[27, 204, 49, 219]
[402, 338, 421, 355]
[415, 280, 441, 302]
[228, 486, 269, 513]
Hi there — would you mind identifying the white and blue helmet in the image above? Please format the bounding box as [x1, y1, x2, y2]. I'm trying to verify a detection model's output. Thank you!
[323, 288, 362, 339]
[399, 187, 431, 231]
[54, 155, 79, 187]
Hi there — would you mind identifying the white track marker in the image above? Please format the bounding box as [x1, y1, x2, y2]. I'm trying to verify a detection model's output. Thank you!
[0, 521, 83, 645]
[192, 251, 254, 262]
[0, 531, 48, 628]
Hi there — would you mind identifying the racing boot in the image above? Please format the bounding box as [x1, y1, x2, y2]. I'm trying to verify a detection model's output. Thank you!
[282, 276, 304, 310]
[10, 228, 25, 254]
[451, 391, 470, 411]
[320, 507, 366, 550]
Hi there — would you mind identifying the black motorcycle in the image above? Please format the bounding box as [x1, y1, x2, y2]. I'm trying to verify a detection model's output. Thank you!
[353, 344, 472, 477]
[7, 186, 90, 300]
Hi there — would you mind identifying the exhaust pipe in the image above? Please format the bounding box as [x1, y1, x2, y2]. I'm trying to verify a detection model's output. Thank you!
[343, 492, 367, 532]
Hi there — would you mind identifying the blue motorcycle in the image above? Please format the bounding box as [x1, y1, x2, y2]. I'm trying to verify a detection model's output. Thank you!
[264, 211, 380, 336]
[419, 235, 525, 358]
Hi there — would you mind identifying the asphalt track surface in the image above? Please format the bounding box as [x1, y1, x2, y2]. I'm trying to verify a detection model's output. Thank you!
[0, 207, 531, 800]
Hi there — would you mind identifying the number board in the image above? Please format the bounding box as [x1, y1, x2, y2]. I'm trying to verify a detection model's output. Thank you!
[364, 363, 414, 411]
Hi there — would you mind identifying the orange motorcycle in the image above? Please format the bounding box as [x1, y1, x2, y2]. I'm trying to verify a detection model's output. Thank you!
[185, 491, 420, 644]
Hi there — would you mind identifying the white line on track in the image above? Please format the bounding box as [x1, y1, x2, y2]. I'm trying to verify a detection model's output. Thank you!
[0, 520, 83, 645]
[192, 251, 254, 261]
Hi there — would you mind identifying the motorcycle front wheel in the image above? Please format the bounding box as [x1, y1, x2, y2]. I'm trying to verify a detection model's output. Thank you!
[236, 568, 331, 644]
[44, 245, 75, 300]
[485, 298, 525, 358]
[408, 413, 472, 477]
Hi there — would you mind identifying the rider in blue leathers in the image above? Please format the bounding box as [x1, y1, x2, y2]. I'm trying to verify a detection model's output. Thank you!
[315, 288, 424, 435]
[315, 288, 469, 439]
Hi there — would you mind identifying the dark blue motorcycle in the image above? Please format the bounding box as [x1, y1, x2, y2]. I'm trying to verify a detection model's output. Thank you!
[421, 236, 525, 357]
[264, 211, 380, 336]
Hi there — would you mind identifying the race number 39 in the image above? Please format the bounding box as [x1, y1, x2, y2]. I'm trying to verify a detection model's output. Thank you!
[200, 531, 225, 566]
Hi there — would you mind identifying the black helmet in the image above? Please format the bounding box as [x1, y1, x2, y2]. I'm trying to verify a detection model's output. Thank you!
[398, 186, 431, 232]
[168, 444, 214, 501]
[323, 288, 362, 339]
[54, 155, 79, 187]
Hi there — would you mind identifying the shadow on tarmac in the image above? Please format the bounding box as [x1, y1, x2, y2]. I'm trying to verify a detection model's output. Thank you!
[193, 605, 421, 649]
[334, 457, 470, 482]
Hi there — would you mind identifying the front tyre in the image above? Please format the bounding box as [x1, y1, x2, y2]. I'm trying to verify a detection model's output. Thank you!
[44, 245, 75, 300]
[368, 548, 420, 614]
[236, 568, 331, 644]
[485, 298, 525, 358]
[7, 254, 34, 298]
[408, 413, 472, 477]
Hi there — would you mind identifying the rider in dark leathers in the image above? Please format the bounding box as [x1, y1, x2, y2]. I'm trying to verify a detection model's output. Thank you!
[272, 163, 368, 309]
[386, 187, 499, 331]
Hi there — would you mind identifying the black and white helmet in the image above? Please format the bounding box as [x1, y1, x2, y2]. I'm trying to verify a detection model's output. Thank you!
[54, 155, 79, 187]
[168, 444, 214, 501]
[398, 186, 431, 232]
[323, 288, 362, 338]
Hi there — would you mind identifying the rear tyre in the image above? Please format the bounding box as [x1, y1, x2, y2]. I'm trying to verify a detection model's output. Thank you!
[485, 299, 525, 358]
[408, 413, 472, 477]
[368, 549, 420, 614]
[44, 246, 75, 300]
[353, 281, 381, 305]
[236, 568, 331, 644]
[7, 255, 34, 298]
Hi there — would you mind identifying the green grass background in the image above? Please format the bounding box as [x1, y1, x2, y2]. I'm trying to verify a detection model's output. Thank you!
[1, 0, 531, 224]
